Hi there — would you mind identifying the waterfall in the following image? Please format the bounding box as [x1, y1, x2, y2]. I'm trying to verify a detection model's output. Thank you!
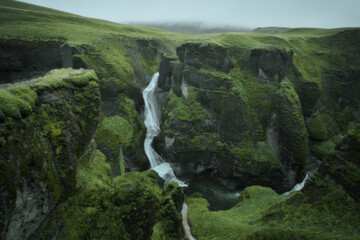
[143, 72, 187, 187]
[282, 174, 309, 196]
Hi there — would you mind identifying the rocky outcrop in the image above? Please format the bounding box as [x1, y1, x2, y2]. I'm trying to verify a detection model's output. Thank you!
[0, 39, 87, 84]
[249, 48, 293, 83]
[155, 42, 308, 192]
[28, 146, 185, 240]
[0, 69, 100, 240]
[308, 124, 360, 201]
[271, 79, 309, 185]
[176, 42, 234, 73]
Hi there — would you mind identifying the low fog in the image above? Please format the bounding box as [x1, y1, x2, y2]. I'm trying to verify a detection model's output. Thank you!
[19, 0, 360, 30]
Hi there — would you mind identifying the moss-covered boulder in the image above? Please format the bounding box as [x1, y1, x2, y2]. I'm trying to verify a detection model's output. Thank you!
[0, 69, 100, 240]
[307, 112, 337, 141]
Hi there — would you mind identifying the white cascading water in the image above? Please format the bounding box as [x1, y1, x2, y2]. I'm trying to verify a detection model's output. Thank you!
[143, 72, 187, 187]
[282, 174, 309, 196]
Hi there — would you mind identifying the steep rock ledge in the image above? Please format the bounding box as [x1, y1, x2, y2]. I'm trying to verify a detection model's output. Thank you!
[0, 69, 101, 240]
[0, 39, 86, 84]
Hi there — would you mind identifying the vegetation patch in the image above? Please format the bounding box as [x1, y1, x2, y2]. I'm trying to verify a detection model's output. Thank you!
[187, 182, 360, 240]
[0, 87, 36, 119]
[308, 112, 336, 141]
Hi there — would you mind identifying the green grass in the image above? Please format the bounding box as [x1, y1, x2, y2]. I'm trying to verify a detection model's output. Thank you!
[1, 0, 358, 93]
[0, 0, 192, 45]
[0, 88, 34, 119]
[187, 186, 288, 240]
[0, 68, 97, 120]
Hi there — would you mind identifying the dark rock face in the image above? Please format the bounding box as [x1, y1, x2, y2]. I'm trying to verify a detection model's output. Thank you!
[322, 69, 360, 114]
[0, 76, 100, 240]
[158, 54, 177, 91]
[5, 179, 50, 240]
[176, 42, 234, 73]
[250, 48, 293, 83]
[0, 40, 86, 84]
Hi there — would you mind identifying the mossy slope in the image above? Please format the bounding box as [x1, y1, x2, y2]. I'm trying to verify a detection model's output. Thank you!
[29, 141, 185, 240]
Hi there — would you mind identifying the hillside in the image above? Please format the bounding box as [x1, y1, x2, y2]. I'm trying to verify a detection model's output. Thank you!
[0, 0, 360, 239]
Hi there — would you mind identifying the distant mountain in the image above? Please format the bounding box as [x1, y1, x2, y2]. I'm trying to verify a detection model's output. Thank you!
[253, 26, 291, 34]
[129, 22, 251, 35]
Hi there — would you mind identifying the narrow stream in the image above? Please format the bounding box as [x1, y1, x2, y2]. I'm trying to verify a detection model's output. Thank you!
[181, 203, 196, 240]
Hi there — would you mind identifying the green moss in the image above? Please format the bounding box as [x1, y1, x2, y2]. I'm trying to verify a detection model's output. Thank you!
[0, 66, 101, 228]
[151, 182, 184, 240]
[31, 69, 84, 90]
[102, 116, 133, 144]
[187, 186, 286, 240]
[252, 141, 278, 167]
[348, 124, 360, 145]
[336, 106, 358, 131]
[311, 139, 337, 160]
[308, 113, 335, 141]
[167, 91, 209, 123]
[9, 86, 38, 109]
[0, 89, 35, 119]
[63, 70, 98, 87]
[95, 115, 134, 168]
[230, 141, 279, 173]
[32, 159, 178, 240]
[229, 67, 276, 127]
[274, 79, 308, 171]
[189, 133, 221, 151]
[344, 161, 360, 188]
[77, 149, 112, 189]
[261, 182, 360, 238]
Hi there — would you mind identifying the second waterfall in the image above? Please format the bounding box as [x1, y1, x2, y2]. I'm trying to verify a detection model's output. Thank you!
[143, 72, 187, 187]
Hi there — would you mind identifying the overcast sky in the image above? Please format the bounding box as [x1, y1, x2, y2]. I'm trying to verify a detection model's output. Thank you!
[19, 0, 360, 29]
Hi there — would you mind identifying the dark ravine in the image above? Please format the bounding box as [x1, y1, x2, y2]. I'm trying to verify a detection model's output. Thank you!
[1, 1, 360, 239]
